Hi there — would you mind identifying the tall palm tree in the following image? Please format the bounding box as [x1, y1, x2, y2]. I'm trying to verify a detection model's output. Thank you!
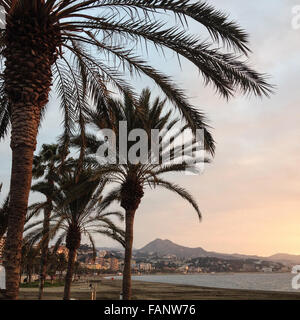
[31, 143, 62, 299]
[0, 0, 272, 299]
[78, 89, 211, 299]
[26, 159, 125, 300]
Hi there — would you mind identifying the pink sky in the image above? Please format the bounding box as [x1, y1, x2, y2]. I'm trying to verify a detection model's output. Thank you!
[1, 1, 300, 256]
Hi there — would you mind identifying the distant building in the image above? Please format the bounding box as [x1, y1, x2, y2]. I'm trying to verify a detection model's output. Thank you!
[94, 257, 102, 264]
[131, 260, 137, 268]
[178, 265, 189, 273]
[188, 266, 202, 273]
[0, 237, 5, 263]
[84, 263, 102, 270]
[163, 254, 177, 259]
[280, 266, 290, 272]
[242, 263, 256, 272]
[95, 258, 109, 270]
[262, 267, 273, 273]
[98, 250, 107, 258]
[110, 258, 119, 271]
[86, 257, 120, 271]
[139, 263, 153, 272]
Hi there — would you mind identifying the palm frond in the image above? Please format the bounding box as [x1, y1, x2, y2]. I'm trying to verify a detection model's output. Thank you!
[98, 186, 122, 211]
[64, 0, 250, 54]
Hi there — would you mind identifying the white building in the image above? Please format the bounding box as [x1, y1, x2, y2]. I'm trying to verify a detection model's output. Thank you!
[139, 263, 153, 272]
[98, 250, 107, 258]
[262, 267, 273, 273]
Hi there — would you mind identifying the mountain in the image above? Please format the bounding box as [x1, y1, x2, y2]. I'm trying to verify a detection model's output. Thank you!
[138, 239, 207, 259]
[267, 253, 300, 265]
[137, 238, 244, 260]
[137, 239, 298, 264]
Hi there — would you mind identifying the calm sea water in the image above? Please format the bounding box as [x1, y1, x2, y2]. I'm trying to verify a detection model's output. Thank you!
[121, 273, 300, 293]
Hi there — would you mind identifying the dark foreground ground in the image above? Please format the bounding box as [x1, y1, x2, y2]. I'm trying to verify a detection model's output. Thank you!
[17, 279, 300, 300]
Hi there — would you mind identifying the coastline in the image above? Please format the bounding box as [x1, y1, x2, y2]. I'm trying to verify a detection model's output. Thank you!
[110, 272, 298, 293]
[18, 278, 300, 300]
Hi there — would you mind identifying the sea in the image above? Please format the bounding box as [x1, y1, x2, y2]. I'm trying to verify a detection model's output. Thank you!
[115, 273, 300, 293]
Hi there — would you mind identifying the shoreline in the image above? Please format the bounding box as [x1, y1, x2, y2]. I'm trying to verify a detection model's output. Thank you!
[18, 278, 300, 300]
[107, 272, 298, 293]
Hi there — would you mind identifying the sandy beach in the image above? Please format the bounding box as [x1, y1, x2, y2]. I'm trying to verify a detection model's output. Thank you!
[17, 279, 300, 300]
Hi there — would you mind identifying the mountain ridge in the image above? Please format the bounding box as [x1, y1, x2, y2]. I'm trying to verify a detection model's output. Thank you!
[137, 239, 300, 264]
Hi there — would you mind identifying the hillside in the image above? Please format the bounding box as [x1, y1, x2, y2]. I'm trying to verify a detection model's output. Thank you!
[137, 239, 298, 264]
[268, 253, 300, 265]
[138, 239, 207, 259]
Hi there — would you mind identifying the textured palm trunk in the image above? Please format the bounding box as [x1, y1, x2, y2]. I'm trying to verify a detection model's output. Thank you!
[38, 200, 52, 300]
[5, 146, 38, 299]
[63, 248, 77, 300]
[121, 176, 144, 300]
[3, 10, 60, 299]
[63, 225, 81, 300]
[122, 210, 135, 300]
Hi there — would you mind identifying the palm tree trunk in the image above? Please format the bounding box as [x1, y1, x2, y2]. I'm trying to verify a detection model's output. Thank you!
[3, 11, 60, 299]
[27, 267, 32, 284]
[122, 210, 135, 300]
[63, 249, 77, 300]
[4, 144, 38, 299]
[38, 202, 52, 300]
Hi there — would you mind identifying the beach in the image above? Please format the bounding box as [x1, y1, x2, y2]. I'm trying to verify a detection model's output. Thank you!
[18, 278, 300, 300]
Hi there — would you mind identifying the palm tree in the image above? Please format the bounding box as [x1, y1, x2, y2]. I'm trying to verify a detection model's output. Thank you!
[26, 159, 125, 300]
[78, 89, 210, 299]
[20, 243, 40, 284]
[0, 0, 272, 299]
[31, 143, 62, 299]
[47, 252, 61, 285]
[47, 251, 67, 283]
[56, 252, 68, 283]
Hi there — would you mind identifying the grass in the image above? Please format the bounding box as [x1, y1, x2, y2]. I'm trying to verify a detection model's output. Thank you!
[20, 281, 64, 288]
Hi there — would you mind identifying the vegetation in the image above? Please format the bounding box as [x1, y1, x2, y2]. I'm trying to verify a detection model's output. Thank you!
[74, 89, 211, 299]
[20, 280, 64, 288]
[0, 0, 272, 300]
[20, 243, 40, 284]
[27, 157, 125, 300]
[31, 143, 62, 299]
[47, 252, 68, 283]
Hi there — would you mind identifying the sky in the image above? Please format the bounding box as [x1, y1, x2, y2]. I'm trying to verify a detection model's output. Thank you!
[1, 0, 300, 256]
